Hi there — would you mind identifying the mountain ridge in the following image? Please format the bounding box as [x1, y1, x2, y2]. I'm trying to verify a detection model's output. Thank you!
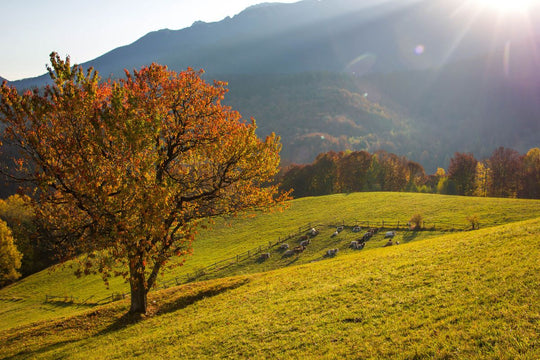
[5, 0, 540, 173]
[15, 0, 540, 88]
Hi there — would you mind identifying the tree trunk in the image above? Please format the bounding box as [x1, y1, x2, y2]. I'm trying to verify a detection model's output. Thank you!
[129, 257, 147, 314]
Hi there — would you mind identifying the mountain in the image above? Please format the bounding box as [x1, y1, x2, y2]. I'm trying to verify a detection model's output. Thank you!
[14, 0, 540, 88]
[223, 46, 540, 171]
[6, 0, 540, 174]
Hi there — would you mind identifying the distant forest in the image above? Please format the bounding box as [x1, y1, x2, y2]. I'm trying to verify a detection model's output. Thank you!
[278, 147, 540, 199]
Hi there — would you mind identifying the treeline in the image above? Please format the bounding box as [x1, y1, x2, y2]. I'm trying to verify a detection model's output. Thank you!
[0, 195, 56, 285]
[278, 147, 540, 199]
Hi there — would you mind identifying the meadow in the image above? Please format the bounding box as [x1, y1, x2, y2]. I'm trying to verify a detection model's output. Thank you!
[1, 192, 539, 358]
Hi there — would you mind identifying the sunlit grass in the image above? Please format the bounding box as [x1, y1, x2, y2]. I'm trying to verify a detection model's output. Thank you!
[1, 217, 539, 359]
[0, 192, 539, 332]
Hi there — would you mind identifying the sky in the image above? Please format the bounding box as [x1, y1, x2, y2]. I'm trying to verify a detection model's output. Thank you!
[0, 0, 299, 81]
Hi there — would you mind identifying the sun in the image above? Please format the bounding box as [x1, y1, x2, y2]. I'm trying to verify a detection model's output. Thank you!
[475, 0, 534, 13]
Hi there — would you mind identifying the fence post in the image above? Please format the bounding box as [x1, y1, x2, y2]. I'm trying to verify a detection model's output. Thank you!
[382, 220, 384, 228]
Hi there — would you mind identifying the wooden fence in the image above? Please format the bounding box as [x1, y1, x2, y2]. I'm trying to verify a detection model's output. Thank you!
[44, 219, 472, 304]
[156, 222, 318, 289]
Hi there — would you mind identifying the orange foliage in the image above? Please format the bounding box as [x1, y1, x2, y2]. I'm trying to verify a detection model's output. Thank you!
[0, 53, 288, 313]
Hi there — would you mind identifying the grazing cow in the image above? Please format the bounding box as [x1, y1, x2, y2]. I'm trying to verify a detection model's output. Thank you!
[352, 226, 361, 233]
[309, 228, 319, 236]
[385, 231, 396, 238]
[383, 239, 393, 247]
[299, 235, 309, 241]
[279, 243, 289, 250]
[293, 245, 306, 254]
[331, 231, 339, 237]
[300, 239, 311, 247]
[326, 248, 339, 257]
[337, 226, 344, 233]
[362, 232, 372, 241]
[259, 253, 271, 260]
[368, 228, 379, 235]
[283, 249, 295, 257]
[350, 241, 365, 250]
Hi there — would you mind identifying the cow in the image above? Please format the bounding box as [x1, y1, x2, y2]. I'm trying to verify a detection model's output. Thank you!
[326, 248, 339, 257]
[300, 239, 311, 247]
[383, 239, 393, 247]
[283, 249, 295, 257]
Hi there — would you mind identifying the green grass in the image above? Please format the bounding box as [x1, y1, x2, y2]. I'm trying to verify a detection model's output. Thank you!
[1, 216, 539, 359]
[0, 192, 539, 335]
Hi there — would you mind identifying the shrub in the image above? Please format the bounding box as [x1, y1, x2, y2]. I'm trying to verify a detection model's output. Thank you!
[410, 213, 423, 230]
[466, 215, 480, 230]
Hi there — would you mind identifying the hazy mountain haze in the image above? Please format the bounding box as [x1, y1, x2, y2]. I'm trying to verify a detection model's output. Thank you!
[5, 0, 540, 172]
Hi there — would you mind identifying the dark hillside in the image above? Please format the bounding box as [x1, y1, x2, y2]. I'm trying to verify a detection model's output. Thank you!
[223, 73, 407, 165]
[223, 54, 540, 171]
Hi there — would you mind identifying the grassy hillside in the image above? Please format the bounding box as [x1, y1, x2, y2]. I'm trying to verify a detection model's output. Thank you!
[0, 193, 539, 333]
[1, 216, 539, 359]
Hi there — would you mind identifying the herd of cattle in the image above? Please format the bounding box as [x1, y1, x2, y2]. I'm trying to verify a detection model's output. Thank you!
[259, 225, 399, 261]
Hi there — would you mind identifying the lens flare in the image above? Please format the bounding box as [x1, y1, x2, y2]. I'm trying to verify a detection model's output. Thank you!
[476, 0, 534, 12]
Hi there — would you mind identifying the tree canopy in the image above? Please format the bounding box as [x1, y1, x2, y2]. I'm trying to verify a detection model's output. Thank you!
[0, 53, 288, 313]
[0, 219, 22, 286]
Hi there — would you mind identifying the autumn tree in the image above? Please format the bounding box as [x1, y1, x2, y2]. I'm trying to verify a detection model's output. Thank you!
[488, 147, 522, 197]
[0, 53, 287, 314]
[0, 194, 53, 276]
[519, 148, 540, 199]
[405, 160, 426, 192]
[473, 161, 491, 197]
[278, 164, 312, 198]
[0, 219, 22, 286]
[448, 152, 477, 196]
[375, 151, 408, 192]
[335, 151, 372, 193]
[308, 151, 338, 195]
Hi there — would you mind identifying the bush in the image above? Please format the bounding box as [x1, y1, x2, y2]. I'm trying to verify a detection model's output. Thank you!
[410, 213, 423, 230]
[466, 215, 480, 230]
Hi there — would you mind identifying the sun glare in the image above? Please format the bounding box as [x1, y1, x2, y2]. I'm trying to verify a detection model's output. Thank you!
[476, 0, 534, 13]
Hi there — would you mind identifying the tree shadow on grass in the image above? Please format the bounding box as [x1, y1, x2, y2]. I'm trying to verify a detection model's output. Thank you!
[5, 340, 80, 360]
[45, 299, 101, 309]
[97, 278, 250, 336]
[402, 230, 421, 243]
